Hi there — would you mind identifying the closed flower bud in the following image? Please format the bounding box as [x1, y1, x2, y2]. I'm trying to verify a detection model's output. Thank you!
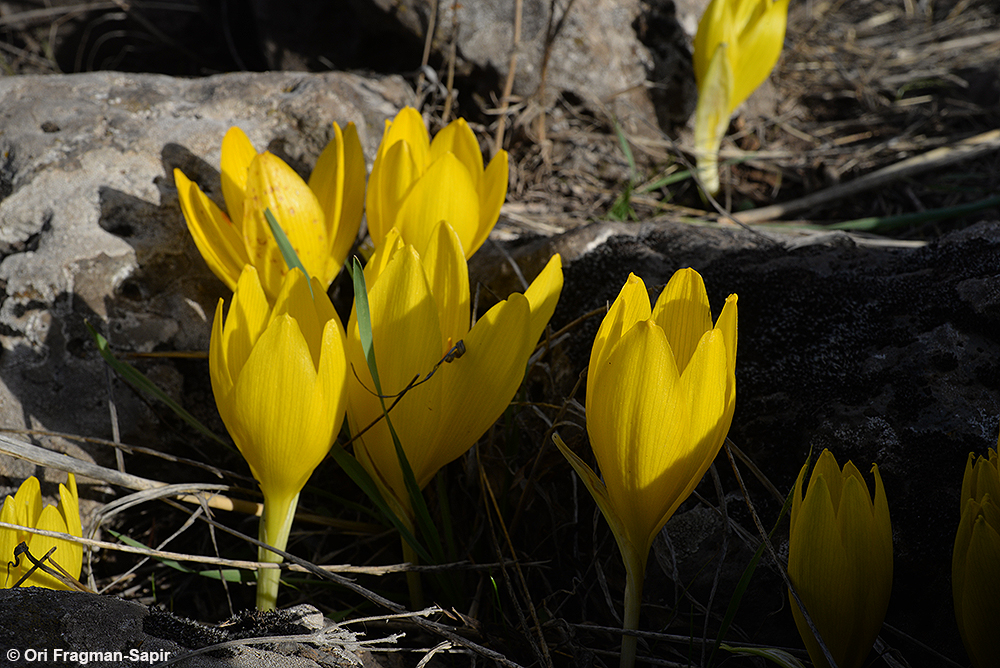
[788, 449, 893, 668]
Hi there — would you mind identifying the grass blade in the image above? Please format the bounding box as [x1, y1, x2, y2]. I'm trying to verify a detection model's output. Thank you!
[86, 321, 230, 450]
[263, 208, 312, 297]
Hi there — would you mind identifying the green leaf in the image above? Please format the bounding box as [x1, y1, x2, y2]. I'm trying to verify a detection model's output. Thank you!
[264, 207, 312, 297]
[108, 530, 251, 582]
[348, 258, 445, 565]
[719, 645, 807, 668]
[327, 442, 433, 564]
[85, 321, 231, 450]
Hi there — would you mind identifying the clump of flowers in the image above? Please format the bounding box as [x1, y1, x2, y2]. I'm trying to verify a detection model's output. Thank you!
[175, 124, 365, 300]
[1, 474, 82, 590]
[556, 268, 737, 668]
[787, 449, 893, 668]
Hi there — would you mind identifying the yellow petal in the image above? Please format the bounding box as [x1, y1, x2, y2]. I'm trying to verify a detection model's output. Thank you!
[367, 139, 419, 246]
[588, 274, 652, 407]
[427, 293, 533, 487]
[730, 0, 790, 109]
[14, 476, 42, 526]
[429, 117, 484, 183]
[310, 122, 367, 269]
[652, 268, 715, 374]
[383, 107, 430, 170]
[174, 169, 250, 290]
[213, 266, 271, 398]
[243, 152, 333, 298]
[523, 253, 564, 346]
[364, 227, 407, 286]
[421, 222, 471, 344]
[220, 126, 258, 229]
[666, 329, 731, 528]
[0, 497, 22, 587]
[269, 268, 330, 366]
[395, 152, 481, 257]
[693, 0, 729, 88]
[31, 504, 74, 589]
[347, 246, 444, 499]
[473, 150, 509, 257]
[229, 315, 334, 500]
[588, 320, 691, 555]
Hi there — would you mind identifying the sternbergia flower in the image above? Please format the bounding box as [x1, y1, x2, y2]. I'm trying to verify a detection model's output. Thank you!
[1, 474, 82, 589]
[346, 221, 562, 529]
[555, 268, 736, 668]
[953, 446, 1000, 668]
[692, 0, 790, 194]
[788, 449, 893, 668]
[175, 124, 365, 300]
[366, 107, 508, 259]
[210, 265, 348, 610]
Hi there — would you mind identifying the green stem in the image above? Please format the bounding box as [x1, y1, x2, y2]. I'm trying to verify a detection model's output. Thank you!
[401, 524, 424, 609]
[620, 551, 646, 668]
[256, 491, 300, 611]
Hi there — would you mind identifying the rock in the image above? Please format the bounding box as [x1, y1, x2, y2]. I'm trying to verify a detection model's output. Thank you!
[357, 0, 695, 134]
[0, 588, 390, 667]
[0, 70, 413, 482]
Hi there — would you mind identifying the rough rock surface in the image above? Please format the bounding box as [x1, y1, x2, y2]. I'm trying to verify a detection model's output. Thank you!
[0, 588, 383, 667]
[361, 0, 697, 133]
[0, 70, 412, 483]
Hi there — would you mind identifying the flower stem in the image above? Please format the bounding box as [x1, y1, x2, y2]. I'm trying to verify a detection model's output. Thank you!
[256, 491, 300, 611]
[401, 531, 425, 609]
[620, 552, 646, 668]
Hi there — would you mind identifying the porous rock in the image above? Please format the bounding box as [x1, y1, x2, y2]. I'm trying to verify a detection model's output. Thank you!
[0, 587, 381, 667]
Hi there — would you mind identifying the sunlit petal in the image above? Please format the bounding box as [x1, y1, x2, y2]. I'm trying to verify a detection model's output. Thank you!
[220, 126, 258, 229]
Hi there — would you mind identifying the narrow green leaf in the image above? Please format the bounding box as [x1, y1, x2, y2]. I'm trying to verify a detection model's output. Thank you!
[85, 321, 231, 450]
[829, 194, 1000, 233]
[264, 207, 312, 297]
[708, 454, 802, 668]
[108, 530, 251, 582]
[328, 442, 433, 564]
[348, 258, 445, 565]
[719, 645, 807, 668]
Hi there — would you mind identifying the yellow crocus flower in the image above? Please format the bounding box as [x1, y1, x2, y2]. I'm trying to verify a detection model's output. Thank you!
[346, 221, 561, 529]
[366, 107, 508, 259]
[209, 265, 348, 610]
[1, 474, 82, 590]
[556, 268, 737, 668]
[692, 0, 790, 194]
[953, 446, 1000, 668]
[788, 449, 893, 668]
[175, 124, 366, 300]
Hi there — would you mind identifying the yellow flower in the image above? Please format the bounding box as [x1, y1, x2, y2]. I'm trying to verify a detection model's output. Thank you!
[210, 265, 348, 609]
[346, 221, 561, 526]
[953, 447, 1000, 668]
[175, 124, 366, 300]
[1, 474, 82, 590]
[788, 449, 893, 668]
[366, 107, 508, 259]
[555, 268, 736, 668]
[692, 0, 790, 194]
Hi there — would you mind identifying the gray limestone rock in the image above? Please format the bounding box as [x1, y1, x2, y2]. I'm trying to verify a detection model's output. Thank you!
[0, 70, 413, 481]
